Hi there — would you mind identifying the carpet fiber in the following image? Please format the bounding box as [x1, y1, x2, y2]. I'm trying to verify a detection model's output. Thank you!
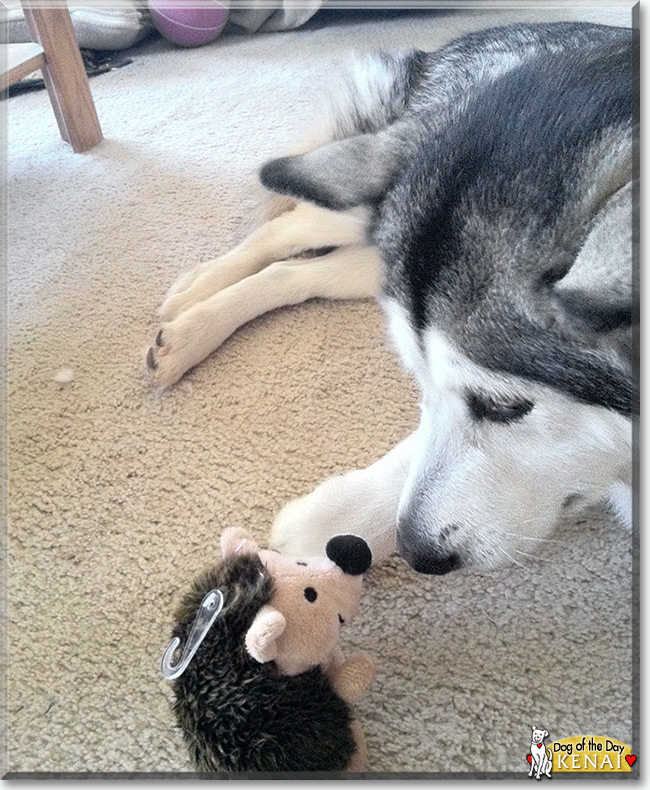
[6, 6, 634, 775]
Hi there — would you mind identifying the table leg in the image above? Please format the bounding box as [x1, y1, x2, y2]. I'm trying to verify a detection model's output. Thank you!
[22, 0, 103, 152]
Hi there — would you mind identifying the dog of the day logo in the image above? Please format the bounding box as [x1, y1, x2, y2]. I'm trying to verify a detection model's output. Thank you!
[527, 726, 552, 779]
[526, 728, 636, 777]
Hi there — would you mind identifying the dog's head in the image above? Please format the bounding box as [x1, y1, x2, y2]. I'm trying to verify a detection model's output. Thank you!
[261, 39, 634, 574]
[531, 727, 549, 745]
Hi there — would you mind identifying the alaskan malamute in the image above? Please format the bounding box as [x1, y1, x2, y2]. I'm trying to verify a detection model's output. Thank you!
[148, 22, 636, 574]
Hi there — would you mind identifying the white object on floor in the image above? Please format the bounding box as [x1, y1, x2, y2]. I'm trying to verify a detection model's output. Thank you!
[53, 366, 75, 385]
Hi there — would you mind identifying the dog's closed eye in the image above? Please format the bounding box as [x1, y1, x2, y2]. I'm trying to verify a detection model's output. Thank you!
[467, 392, 534, 424]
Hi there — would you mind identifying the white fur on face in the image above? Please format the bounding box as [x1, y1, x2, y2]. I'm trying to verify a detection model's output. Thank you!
[384, 299, 632, 570]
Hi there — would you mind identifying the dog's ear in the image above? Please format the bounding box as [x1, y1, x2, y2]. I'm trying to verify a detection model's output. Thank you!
[553, 290, 633, 335]
[542, 176, 634, 338]
[543, 730, 549, 739]
[260, 129, 405, 210]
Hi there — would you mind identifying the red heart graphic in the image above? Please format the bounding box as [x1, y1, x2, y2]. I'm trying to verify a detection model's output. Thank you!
[526, 755, 532, 764]
[626, 755, 636, 767]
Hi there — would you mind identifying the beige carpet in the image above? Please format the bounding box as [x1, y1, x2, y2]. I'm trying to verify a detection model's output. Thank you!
[6, 6, 634, 775]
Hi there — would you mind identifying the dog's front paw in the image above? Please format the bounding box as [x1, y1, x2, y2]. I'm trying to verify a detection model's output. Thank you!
[270, 493, 337, 558]
[158, 257, 243, 322]
[271, 469, 398, 562]
[146, 310, 215, 388]
[146, 326, 187, 388]
[158, 266, 209, 322]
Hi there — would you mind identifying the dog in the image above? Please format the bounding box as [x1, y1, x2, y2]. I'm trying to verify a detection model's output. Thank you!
[529, 726, 553, 779]
[147, 21, 636, 574]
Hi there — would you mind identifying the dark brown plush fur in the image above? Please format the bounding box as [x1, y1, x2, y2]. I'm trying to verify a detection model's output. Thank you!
[169, 553, 356, 773]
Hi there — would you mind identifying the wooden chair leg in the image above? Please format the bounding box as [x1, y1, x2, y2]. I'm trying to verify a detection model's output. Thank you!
[22, 1, 103, 152]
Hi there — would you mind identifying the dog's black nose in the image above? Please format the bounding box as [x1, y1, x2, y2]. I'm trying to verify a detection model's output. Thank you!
[401, 545, 462, 575]
[396, 519, 462, 575]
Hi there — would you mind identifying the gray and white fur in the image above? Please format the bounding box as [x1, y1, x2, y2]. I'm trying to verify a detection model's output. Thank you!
[148, 22, 636, 575]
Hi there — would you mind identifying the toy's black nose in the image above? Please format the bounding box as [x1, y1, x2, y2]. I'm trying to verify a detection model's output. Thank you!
[326, 535, 372, 575]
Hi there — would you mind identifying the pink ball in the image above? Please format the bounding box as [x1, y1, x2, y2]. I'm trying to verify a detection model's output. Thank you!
[149, 1, 229, 48]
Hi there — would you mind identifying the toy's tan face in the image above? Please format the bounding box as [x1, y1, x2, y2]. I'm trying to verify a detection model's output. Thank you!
[220, 526, 370, 676]
[258, 550, 364, 673]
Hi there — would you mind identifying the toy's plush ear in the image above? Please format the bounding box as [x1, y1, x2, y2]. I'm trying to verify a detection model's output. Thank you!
[220, 526, 260, 558]
[245, 605, 287, 664]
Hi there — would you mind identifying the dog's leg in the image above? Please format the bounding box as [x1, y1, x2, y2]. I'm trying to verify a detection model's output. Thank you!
[159, 202, 369, 321]
[545, 753, 552, 777]
[147, 244, 382, 387]
[269, 432, 417, 563]
[528, 752, 537, 778]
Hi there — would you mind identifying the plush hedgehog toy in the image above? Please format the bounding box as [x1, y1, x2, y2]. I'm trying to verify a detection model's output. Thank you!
[162, 527, 375, 773]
